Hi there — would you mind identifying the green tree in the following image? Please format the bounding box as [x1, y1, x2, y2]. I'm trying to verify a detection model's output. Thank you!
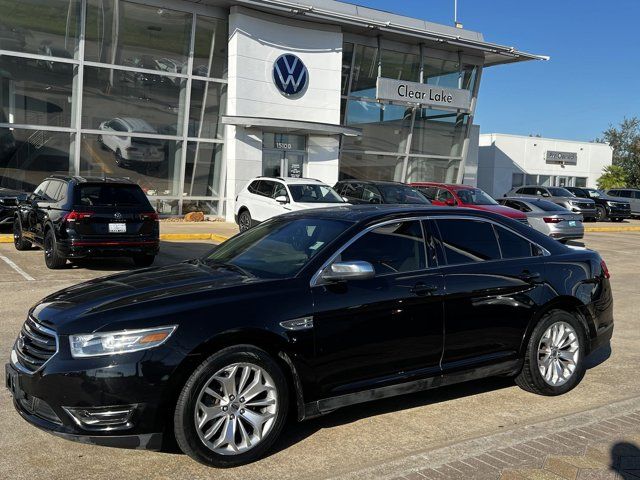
[597, 165, 628, 190]
[598, 117, 640, 187]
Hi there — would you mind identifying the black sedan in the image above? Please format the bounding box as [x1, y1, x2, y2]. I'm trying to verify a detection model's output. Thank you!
[6, 206, 613, 467]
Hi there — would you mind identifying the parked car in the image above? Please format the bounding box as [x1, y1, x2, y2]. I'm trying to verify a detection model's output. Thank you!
[605, 188, 640, 218]
[0, 187, 23, 226]
[505, 185, 597, 221]
[564, 187, 630, 222]
[235, 177, 346, 232]
[13, 176, 159, 268]
[6, 206, 613, 467]
[499, 197, 584, 242]
[411, 182, 529, 224]
[98, 118, 165, 170]
[334, 179, 430, 205]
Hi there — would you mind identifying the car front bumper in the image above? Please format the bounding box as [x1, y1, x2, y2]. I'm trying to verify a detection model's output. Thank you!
[606, 206, 631, 218]
[5, 343, 185, 451]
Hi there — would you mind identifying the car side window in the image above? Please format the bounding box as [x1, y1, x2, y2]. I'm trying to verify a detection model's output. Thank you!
[333, 184, 345, 195]
[617, 190, 631, 198]
[505, 200, 530, 212]
[436, 189, 454, 203]
[255, 181, 275, 197]
[339, 221, 426, 275]
[435, 219, 501, 265]
[34, 181, 49, 198]
[247, 181, 260, 194]
[534, 187, 547, 196]
[494, 225, 538, 259]
[419, 186, 438, 200]
[633, 191, 640, 199]
[272, 183, 288, 199]
[342, 183, 364, 200]
[362, 185, 382, 203]
[44, 181, 63, 202]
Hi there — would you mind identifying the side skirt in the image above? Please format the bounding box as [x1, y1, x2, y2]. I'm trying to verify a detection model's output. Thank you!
[303, 358, 522, 420]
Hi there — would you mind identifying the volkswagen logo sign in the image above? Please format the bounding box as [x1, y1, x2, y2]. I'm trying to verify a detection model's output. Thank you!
[273, 54, 308, 97]
[114, 212, 122, 219]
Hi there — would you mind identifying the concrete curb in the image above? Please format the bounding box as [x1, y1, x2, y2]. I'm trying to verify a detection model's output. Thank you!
[584, 226, 640, 232]
[0, 233, 232, 243]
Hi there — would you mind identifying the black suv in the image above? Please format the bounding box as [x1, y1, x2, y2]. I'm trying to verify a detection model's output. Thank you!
[334, 179, 430, 204]
[13, 176, 159, 269]
[6, 206, 613, 467]
[564, 187, 631, 222]
[0, 186, 23, 226]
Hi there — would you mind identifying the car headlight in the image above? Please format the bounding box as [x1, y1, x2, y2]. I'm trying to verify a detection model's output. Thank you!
[69, 326, 177, 358]
[606, 201, 619, 207]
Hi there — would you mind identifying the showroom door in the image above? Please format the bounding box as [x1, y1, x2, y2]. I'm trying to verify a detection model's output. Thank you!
[262, 133, 307, 178]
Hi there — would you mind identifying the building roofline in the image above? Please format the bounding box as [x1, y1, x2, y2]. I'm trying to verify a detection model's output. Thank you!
[225, 0, 549, 66]
[480, 133, 612, 147]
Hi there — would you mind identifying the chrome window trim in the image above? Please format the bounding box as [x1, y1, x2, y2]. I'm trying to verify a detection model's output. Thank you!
[10, 315, 59, 376]
[310, 214, 550, 287]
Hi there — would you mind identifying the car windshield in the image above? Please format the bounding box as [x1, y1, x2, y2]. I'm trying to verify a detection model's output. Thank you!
[203, 218, 353, 279]
[288, 184, 344, 203]
[76, 184, 150, 207]
[533, 200, 568, 212]
[548, 187, 573, 197]
[379, 185, 430, 204]
[456, 188, 498, 205]
[586, 189, 603, 198]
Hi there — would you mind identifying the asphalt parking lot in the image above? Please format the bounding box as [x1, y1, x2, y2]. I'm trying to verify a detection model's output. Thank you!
[0, 233, 639, 480]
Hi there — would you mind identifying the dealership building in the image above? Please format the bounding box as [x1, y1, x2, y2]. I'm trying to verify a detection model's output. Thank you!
[0, 0, 546, 218]
[474, 133, 614, 198]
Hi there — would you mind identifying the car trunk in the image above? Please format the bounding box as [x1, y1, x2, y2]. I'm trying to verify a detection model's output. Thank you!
[71, 206, 155, 237]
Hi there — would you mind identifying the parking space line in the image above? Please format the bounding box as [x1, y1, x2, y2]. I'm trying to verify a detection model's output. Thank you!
[0, 255, 35, 281]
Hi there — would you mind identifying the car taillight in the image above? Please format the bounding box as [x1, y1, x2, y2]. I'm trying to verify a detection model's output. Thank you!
[141, 212, 159, 221]
[64, 211, 93, 222]
[600, 259, 610, 279]
[543, 217, 563, 223]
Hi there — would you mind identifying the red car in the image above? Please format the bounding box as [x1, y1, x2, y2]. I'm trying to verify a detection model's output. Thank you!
[410, 182, 529, 223]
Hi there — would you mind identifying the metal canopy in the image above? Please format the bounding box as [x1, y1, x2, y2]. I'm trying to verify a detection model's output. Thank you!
[221, 116, 362, 136]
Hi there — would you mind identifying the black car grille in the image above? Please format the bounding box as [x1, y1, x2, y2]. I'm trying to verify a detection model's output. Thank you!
[573, 202, 593, 209]
[13, 315, 57, 373]
[610, 202, 630, 209]
[0, 197, 17, 207]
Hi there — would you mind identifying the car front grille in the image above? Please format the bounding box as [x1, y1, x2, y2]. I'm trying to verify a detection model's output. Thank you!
[0, 197, 17, 207]
[13, 315, 58, 373]
[573, 202, 593, 209]
[610, 202, 630, 209]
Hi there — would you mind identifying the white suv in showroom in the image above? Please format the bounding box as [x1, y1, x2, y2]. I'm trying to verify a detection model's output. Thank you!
[235, 177, 347, 231]
[98, 117, 165, 170]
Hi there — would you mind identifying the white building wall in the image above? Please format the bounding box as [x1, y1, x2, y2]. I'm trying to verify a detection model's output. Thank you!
[477, 133, 613, 198]
[224, 6, 343, 220]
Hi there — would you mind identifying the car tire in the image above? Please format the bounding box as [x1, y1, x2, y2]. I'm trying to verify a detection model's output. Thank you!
[595, 205, 607, 222]
[238, 209, 252, 233]
[44, 229, 66, 269]
[515, 309, 587, 396]
[132, 255, 155, 268]
[13, 218, 31, 251]
[174, 345, 289, 468]
[115, 149, 126, 167]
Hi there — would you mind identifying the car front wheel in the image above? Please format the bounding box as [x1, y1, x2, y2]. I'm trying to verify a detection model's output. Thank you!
[174, 346, 289, 468]
[595, 205, 607, 222]
[238, 210, 252, 232]
[516, 309, 587, 396]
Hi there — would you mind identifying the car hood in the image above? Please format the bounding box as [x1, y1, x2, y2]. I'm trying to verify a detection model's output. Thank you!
[599, 195, 629, 202]
[31, 261, 264, 332]
[0, 187, 22, 197]
[555, 196, 595, 204]
[462, 204, 526, 219]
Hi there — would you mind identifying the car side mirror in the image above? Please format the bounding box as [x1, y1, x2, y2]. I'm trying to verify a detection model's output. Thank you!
[320, 261, 375, 283]
[541, 192, 550, 197]
[342, 196, 349, 203]
[369, 197, 381, 204]
[274, 195, 289, 204]
[445, 198, 456, 206]
[16, 193, 29, 203]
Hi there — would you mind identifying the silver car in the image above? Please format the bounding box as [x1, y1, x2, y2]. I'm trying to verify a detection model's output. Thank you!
[499, 197, 584, 242]
[504, 185, 597, 221]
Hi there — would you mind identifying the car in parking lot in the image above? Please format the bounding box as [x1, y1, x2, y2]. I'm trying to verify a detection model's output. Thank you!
[6, 205, 613, 467]
[411, 182, 529, 224]
[564, 187, 630, 222]
[334, 179, 430, 205]
[98, 118, 165, 170]
[0, 186, 23, 226]
[235, 177, 346, 232]
[505, 185, 598, 221]
[12, 176, 159, 269]
[605, 188, 640, 218]
[499, 197, 584, 242]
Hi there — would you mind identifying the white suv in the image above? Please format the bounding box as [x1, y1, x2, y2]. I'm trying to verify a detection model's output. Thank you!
[235, 177, 346, 231]
[98, 117, 165, 170]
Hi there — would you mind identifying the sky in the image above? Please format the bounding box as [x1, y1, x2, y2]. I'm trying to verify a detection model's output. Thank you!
[352, 0, 640, 142]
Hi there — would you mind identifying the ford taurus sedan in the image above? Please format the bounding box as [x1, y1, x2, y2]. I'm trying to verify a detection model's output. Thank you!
[6, 205, 613, 468]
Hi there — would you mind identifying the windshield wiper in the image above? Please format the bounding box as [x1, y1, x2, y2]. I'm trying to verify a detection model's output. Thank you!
[201, 260, 255, 278]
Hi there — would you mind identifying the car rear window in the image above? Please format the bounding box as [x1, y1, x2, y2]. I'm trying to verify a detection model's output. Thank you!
[76, 184, 150, 207]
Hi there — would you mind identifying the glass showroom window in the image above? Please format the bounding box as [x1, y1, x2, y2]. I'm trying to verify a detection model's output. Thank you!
[411, 110, 469, 157]
[405, 157, 461, 184]
[339, 152, 406, 181]
[380, 49, 420, 82]
[0, 0, 227, 215]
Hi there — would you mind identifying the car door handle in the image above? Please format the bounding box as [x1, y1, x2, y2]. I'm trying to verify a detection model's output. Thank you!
[410, 283, 438, 296]
[517, 271, 541, 283]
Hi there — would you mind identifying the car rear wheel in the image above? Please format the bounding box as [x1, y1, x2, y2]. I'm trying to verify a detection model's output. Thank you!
[44, 229, 66, 269]
[595, 205, 607, 222]
[238, 210, 252, 232]
[174, 346, 288, 468]
[132, 255, 155, 268]
[13, 218, 31, 251]
[516, 309, 586, 396]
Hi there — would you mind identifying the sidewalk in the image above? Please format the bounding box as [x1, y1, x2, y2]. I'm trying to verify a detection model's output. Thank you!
[331, 396, 640, 480]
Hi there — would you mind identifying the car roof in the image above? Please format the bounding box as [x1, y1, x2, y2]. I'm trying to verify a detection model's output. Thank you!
[410, 182, 475, 191]
[337, 180, 409, 186]
[47, 175, 136, 185]
[116, 117, 157, 133]
[251, 177, 328, 185]
[502, 196, 551, 204]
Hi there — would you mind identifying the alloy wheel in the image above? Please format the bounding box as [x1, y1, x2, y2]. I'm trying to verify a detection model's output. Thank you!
[44, 234, 53, 259]
[537, 321, 580, 386]
[13, 221, 21, 245]
[194, 363, 278, 456]
[239, 213, 250, 232]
